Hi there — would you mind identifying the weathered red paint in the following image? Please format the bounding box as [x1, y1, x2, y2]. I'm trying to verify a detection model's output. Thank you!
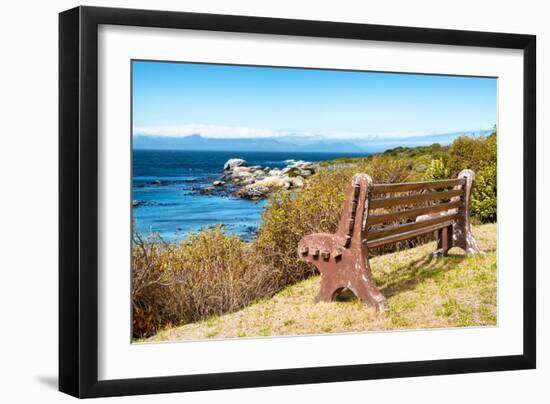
[298, 174, 387, 311]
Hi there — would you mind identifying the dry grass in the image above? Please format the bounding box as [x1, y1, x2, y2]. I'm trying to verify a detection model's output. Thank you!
[132, 226, 274, 337]
[144, 223, 497, 342]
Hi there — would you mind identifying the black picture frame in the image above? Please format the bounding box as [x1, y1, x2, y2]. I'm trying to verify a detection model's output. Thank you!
[59, 5, 536, 398]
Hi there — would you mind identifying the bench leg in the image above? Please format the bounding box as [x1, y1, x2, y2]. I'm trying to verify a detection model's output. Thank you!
[453, 219, 483, 254]
[434, 225, 453, 257]
[315, 253, 386, 312]
[453, 169, 484, 255]
[300, 172, 386, 311]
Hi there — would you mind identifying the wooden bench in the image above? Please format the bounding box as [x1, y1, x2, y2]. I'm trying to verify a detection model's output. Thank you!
[297, 169, 482, 311]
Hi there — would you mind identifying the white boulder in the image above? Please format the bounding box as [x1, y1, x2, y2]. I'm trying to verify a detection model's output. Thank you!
[223, 158, 248, 171]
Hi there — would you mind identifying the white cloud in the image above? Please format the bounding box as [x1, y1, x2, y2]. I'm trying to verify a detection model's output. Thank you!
[133, 123, 290, 139]
[132, 123, 474, 141]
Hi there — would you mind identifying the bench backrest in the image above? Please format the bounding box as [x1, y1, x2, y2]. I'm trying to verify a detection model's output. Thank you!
[335, 170, 475, 250]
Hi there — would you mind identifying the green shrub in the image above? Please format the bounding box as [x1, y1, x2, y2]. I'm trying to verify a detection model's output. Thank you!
[471, 162, 497, 223]
[447, 132, 497, 222]
[365, 156, 415, 182]
[423, 158, 451, 181]
[447, 133, 496, 174]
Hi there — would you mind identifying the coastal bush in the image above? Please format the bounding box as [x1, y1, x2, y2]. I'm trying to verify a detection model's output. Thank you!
[423, 158, 451, 181]
[447, 133, 496, 174]
[447, 133, 497, 222]
[132, 226, 273, 338]
[284, 167, 302, 177]
[364, 155, 415, 183]
[471, 162, 497, 223]
[381, 143, 448, 159]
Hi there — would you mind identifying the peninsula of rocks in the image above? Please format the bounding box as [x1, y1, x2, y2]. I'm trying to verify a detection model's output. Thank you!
[195, 158, 318, 200]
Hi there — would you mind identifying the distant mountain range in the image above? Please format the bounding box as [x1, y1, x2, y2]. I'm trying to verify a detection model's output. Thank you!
[133, 134, 362, 153]
[133, 129, 494, 153]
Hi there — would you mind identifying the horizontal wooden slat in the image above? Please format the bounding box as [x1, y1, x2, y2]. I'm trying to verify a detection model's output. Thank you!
[372, 178, 465, 194]
[367, 213, 458, 241]
[370, 189, 463, 210]
[368, 200, 462, 225]
[366, 220, 454, 249]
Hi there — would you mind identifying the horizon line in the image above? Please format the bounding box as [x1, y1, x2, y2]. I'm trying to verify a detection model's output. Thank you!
[132, 125, 495, 141]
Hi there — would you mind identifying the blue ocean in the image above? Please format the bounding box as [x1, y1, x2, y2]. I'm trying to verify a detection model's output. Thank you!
[132, 150, 371, 242]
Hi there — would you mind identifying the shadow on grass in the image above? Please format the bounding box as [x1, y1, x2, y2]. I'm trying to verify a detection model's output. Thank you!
[377, 253, 467, 299]
[331, 252, 468, 303]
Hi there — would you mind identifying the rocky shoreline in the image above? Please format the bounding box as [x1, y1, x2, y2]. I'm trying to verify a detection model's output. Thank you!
[193, 158, 318, 200]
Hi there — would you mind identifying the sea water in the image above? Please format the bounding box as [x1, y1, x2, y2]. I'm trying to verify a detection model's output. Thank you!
[132, 150, 370, 242]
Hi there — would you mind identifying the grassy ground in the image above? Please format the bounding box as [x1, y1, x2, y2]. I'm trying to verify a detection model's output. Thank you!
[146, 223, 496, 342]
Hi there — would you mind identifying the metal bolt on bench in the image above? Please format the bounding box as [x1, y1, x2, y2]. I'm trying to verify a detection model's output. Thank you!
[297, 169, 482, 311]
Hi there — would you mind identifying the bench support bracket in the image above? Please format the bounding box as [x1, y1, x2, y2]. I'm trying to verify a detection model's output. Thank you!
[434, 225, 453, 257]
[298, 174, 386, 311]
[452, 169, 484, 254]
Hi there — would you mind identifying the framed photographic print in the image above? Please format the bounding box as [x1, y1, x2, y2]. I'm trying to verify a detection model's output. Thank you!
[59, 6, 536, 398]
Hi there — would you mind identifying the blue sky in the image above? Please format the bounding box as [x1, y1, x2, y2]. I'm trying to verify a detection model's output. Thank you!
[132, 60, 496, 141]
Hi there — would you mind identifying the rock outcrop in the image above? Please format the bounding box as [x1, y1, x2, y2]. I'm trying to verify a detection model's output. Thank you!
[196, 158, 317, 200]
[223, 158, 248, 171]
